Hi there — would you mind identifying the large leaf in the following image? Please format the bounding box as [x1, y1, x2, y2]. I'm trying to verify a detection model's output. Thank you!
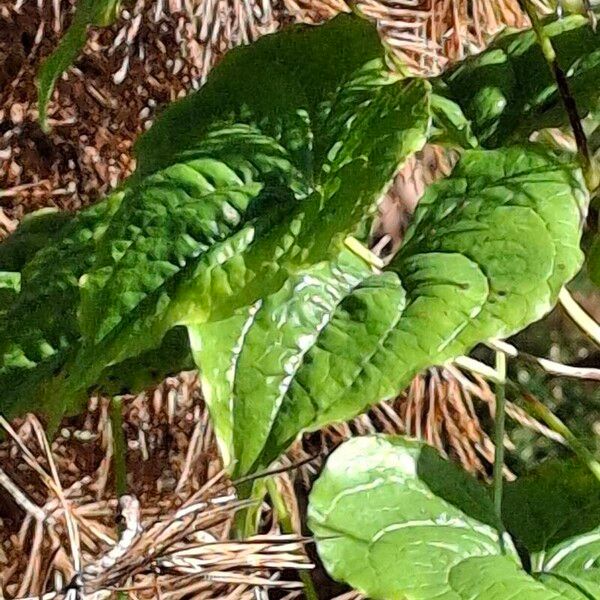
[37, 0, 120, 130]
[1, 16, 429, 423]
[437, 15, 600, 147]
[224, 146, 586, 476]
[308, 435, 578, 600]
[0, 126, 301, 420]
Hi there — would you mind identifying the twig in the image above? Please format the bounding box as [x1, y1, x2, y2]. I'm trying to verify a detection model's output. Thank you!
[344, 236, 384, 270]
[488, 339, 600, 381]
[452, 356, 503, 384]
[559, 288, 600, 348]
[29, 416, 83, 575]
[0, 467, 45, 521]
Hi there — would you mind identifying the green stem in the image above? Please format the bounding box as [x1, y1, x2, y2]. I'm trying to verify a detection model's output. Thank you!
[520, 0, 599, 191]
[521, 393, 600, 483]
[492, 350, 507, 554]
[233, 479, 267, 539]
[266, 478, 319, 600]
[110, 396, 127, 498]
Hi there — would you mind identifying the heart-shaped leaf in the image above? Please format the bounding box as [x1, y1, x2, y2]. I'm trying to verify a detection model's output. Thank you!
[206, 146, 586, 477]
[309, 436, 598, 599]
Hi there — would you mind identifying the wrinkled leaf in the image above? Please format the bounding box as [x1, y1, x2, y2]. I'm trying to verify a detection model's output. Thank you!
[134, 14, 384, 176]
[238, 147, 586, 475]
[0, 193, 124, 418]
[190, 251, 375, 473]
[2, 16, 429, 424]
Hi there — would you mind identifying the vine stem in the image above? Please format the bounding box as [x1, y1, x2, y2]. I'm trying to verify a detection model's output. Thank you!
[492, 350, 507, 554]
[110, 396, 128, 498]
[266, 478, 319, 600]
[519, 0, 599, 191]
[559, 288, 600, 347]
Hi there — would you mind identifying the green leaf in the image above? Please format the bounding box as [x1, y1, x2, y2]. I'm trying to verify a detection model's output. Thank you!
[37, 0, 120, 130]
[537, 571, 600, 599]
[167, 43, 428, 475]
[190, 251, 374, 474]
[0, 271, 20, 319]
[437, 15, 600, 147]
[77, 125, 306, 345]
[308, 435, 573, 600]
[429, 93, 478, 148]
[134, 14, 384, 177]
[503, 461, 600, 558]
[0, 193, 123, 419]
[0, 208, 72, 272]
[238, 146, 586, 475]
[3, 17, 430, 423]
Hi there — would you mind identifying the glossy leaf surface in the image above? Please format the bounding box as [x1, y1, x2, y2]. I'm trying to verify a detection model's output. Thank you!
[220, 146, 586, 476]
[309, 436, 598, 599]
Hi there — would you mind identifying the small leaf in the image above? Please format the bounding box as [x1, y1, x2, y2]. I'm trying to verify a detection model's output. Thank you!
[438, 15, 600, 147]
[37, 0, 120, 130]
[429, 92, 478, 148]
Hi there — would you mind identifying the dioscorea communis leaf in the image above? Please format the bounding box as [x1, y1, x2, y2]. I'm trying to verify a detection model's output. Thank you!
[309, 435, 600, 600]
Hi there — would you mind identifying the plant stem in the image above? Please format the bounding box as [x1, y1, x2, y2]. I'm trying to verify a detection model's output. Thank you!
[519, 0, 599, 191]
[266, 478, 319, 600]
[110, 396, 127, 498]
[233, 479, 267, 539]
[559, 288, 600, 348]
[492, 350, 507, 554]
